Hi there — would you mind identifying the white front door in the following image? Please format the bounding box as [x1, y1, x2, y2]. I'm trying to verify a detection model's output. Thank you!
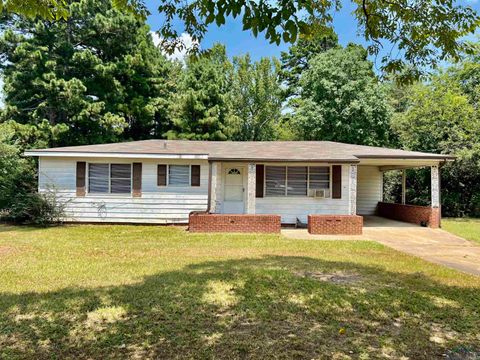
[223, 167, 245, 214]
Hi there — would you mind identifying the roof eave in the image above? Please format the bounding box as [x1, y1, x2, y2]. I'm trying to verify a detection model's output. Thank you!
[23, 151, 209, 160]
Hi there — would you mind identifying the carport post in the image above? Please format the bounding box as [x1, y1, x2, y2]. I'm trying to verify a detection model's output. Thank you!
[431, 165, 441, 228]
[401, 169, 406, 205]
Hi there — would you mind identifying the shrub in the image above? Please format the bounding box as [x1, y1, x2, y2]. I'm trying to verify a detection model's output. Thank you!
[3, 188, 66, 226]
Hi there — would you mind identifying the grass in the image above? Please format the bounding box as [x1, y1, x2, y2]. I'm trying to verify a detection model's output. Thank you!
[443, 218, 480, 245]
[0, 224, 480, 359]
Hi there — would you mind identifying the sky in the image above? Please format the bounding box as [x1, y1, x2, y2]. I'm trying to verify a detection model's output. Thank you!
[145, 0, 480, 64]
[145, 0, 368, 61]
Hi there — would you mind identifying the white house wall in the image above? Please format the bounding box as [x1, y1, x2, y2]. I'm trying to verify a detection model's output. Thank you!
[38, 157, 209, 224]
[254, 164, 351, 224]
[356, 165, 382, 215]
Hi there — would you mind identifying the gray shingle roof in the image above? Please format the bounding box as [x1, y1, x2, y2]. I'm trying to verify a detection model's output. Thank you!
[25, 140, 454, 162]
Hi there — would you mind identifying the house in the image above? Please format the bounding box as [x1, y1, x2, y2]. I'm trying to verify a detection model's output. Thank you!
[25, 140, 454, 234]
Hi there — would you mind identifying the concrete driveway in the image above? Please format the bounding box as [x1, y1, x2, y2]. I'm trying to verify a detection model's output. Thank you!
[282, 216, 480, 276]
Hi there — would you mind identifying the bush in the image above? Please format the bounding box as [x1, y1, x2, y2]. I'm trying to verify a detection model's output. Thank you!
[3, 189, 66, 226]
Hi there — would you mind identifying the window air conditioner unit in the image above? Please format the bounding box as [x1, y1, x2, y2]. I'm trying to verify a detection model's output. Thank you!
[313, 189, 326, 199]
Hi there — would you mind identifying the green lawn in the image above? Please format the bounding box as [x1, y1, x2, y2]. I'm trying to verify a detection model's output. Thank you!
[443, 218, 480, 245]
[0, 225, 479, 359]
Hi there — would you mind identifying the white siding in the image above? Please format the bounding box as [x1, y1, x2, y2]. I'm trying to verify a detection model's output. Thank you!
[356, 165, 382, 215]
[254, 164, 350, 224]
[38, 157, 208, 224]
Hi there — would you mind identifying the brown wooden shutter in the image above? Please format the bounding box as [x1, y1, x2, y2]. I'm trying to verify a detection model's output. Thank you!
[157, 165, 167, 186]
[132, 163, 142, 197]
[76, 161, 86, 196]
[332, 165, 342, 199]
[191, 165, 200, 186]
[256, 164, 264, 198]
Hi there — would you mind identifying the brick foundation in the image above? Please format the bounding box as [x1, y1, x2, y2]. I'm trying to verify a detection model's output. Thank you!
[377, 202, 440, 228]
[189, 213, 281, 233]
[307, 215, 363, 235]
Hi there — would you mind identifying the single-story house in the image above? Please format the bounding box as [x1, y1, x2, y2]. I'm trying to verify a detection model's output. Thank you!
[25, 140, 454, 234]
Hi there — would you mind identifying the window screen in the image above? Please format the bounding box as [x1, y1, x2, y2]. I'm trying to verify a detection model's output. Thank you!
[110, 164, 131, 193]
[169, 165, 190, 186]
[265, 166, 286, 196]
[287, 166, 307, 196]
[309, 166, 330, 190]
[88, 164, 109, 193]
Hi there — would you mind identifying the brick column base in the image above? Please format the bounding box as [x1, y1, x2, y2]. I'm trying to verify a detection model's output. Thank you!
[189, 213, 281, 233]
[308, 215, 363, 235]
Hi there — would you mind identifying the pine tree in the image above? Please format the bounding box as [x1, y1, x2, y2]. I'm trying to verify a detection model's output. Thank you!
[0, 0, 175, 146]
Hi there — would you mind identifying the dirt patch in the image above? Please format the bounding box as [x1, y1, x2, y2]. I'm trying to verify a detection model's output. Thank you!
[294, 271, 362, 284]
[0, 246, 16, 256]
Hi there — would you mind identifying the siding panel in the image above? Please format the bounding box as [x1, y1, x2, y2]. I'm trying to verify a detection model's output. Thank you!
[39, 157, 208, 224]
[357, 166, 382, 215]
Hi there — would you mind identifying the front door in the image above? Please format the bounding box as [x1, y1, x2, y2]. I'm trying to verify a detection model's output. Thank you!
[223, 167, 245, 214]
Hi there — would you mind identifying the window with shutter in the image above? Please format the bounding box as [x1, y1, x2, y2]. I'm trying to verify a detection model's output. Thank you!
[168, 165, 190, 186]
[265, 165, 333, 197]
[88, 163, 132, 194]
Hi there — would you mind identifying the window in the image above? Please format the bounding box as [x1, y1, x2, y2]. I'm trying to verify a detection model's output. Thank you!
[309, 166, 330, 190]
[265, 166, 286, 196]
[168, 165, 190, 186]
[265, 165, 331, 197]
[110, 164, 132, 193]
[287, 166, 307, 196]
[88, 163, 131, 194]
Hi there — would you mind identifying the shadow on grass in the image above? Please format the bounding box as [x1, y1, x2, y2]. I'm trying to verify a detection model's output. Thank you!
[0, 256, 479, 359]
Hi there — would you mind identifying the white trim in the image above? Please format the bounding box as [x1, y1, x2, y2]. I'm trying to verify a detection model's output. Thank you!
[24, 151, 209, 160]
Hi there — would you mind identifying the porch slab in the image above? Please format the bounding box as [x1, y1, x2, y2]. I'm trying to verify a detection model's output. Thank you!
[282, 216, 480, 276]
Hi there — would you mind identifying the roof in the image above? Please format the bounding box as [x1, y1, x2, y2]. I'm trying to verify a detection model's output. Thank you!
[24, 140, 455, 162]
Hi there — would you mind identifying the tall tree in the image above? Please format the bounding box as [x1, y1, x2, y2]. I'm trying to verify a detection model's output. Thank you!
[166, 44, 232, 140]
[291, 44, 392, 146]
[280, 23, 338, 97]
[5, 0, 478, 82]
[229, 54, 282, 141]
[0, 0, 175, 146]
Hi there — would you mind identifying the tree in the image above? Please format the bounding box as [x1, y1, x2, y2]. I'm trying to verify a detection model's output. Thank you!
[229, 54, 282, 141]
[290, 44, 392, 146]
[0, 0, 175, 146]
[165, 44, 232, 140]
[6, 0, 478, 81]
[280, 23, 338, 97]
[392, 73, 480, 216]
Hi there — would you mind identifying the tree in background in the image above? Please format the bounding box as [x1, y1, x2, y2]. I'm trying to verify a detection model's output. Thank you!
[290, 44, 392, 146]
[0, 0, 175, 147]
[392, 72, 480, 217]
[229, 54, 282, 141]
[280, 23, 338, 98]
[166, 44, 232, 140]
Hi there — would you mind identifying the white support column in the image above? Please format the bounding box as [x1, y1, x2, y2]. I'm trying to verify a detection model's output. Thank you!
[431, 165, 440, 208]
[246, 163, 256, 214]
[349, 164, 358, 215]
[210, 162, 220, 213]
[401, 169, 406, 205]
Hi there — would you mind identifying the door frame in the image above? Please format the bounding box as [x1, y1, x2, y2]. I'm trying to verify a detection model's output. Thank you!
[222, 165, 247, 214]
